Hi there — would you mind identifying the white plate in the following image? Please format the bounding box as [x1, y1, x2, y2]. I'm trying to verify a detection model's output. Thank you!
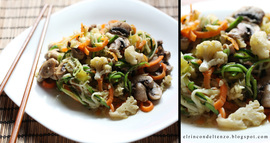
[181, 0, 270, 143]
[0, 0, 178, 142]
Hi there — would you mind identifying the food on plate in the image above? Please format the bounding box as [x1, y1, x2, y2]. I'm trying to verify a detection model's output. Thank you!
[181, 6, 270, 129]
[37, 20, 172, 119]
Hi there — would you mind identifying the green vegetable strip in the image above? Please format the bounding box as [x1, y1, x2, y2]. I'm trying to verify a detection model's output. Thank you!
[186, 81, 219, 115]
[108, 35, 119, 44]
[221, 63, 247, 78]
[226, 16, 243, 32]
[246, 59, 270, 99]
[204, 102, 219, 115]
[183, 55, 196, 60]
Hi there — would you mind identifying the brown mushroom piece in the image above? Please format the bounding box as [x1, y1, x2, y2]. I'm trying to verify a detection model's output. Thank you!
[133, 82, 148, 102]
[262, 84, 270, 108]
[132, 74, 162, 101]
[132, 74, 154, 89]
[228, 22, 260, 42]
[37, 58, 59, 82]
[146, 56, 160, 73]
[108, 37, 130, 58]
[71, 48, 85, 60]
[148, 82, 162, 100]
[232, 6, 265, 24]
[45, 49, 63, 60]
[109, 21, 131, 37]
[54, 62, 67, 80]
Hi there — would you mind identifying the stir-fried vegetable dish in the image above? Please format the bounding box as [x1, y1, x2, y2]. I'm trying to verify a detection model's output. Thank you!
[181, 6, 270, 129]
[37, 20, 172, 119]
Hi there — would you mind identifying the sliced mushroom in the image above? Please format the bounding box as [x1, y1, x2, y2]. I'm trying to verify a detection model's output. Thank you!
[71, 48, 85, 60]
[262, 84, 270, 108]
[132, 74, 154, 88]
[109, 37, 130, 58]
[146, 56, 161, 73]
[45, 49, 63, 60]
[148, 82, 162, 100]
[54, 62, 67, 80]
[232, 6, 265, 24]
[109, 21, 131, 37]
[228, 22, 260, 42]
[133, 83, 148, 102]
[37, 58, 59, 82]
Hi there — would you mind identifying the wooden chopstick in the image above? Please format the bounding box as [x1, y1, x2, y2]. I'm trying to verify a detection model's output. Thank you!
[0, 4, 49, 96]
[9, 5, 53, 143]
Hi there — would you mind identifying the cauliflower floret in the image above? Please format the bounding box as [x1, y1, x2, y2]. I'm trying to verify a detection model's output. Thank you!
[216, 100, 266, 129]
[250, 31, 270, 59]
[114, 82, 124, 97]
[90, 57, 112, 80]
[109, 96, 139, 119]
[228, 82, 245, 100]
[124, 46, 145, 65]
[161, 75, 172, 91]
[261, 17, 270, 34]
[199, 14, 219, 31]
[195, 40, 227, 72]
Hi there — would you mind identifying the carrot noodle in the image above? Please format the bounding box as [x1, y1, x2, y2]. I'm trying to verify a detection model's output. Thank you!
[218, 107, 226, 118]
[42, 80, 56, 88]
[139, 100, 154, 112]
[150, 63, 166, 80]
[97, 76, 103, 91]
[193, 20, 228, 39]
[227, 36, 239, 50]
[86, 37, 108, 52]
[214, 79, 227, 110]
[106, 84, 114, 107]
[202, 67, 214, 89]
[140, 55, 164, 69]
[110, 104, 115, 112]
[107, 51, 118, 61]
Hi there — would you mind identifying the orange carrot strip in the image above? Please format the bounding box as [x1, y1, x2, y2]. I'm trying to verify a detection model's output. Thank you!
[131, 24, 136, 34]
[196, 59, 202, 64]
[214, 79, 228, 110]
[193, 21, 228, 39]
[42, 80, 56, 89]
[107, 51, 118, 61]
[139, 100, 154, 112]
[227, 36, 239, 50]
[218, 107, 226, 118]
[135, 37, 141, 48]
[143, 55, 148, 62]
[138, 40, 147, 50]
[78, 39, 91, 55]
[97, 76, 103, 91]
[110, 104, 115, 112]
[86, 37, 109, 52]
[106, 84, 114, 107]
[81, 23, 85, 33]
[70, 32, 83, 40]
[150, 63, 166, 80]
[181, 14, 190, 23]
[202, 67, 214, 89]
[61, 47, 68, 53]
[181, 20, 200, 41]
[146, 55, 164, 67]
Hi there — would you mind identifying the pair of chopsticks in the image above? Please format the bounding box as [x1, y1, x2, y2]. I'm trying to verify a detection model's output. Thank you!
[0, 4, 53, 143]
